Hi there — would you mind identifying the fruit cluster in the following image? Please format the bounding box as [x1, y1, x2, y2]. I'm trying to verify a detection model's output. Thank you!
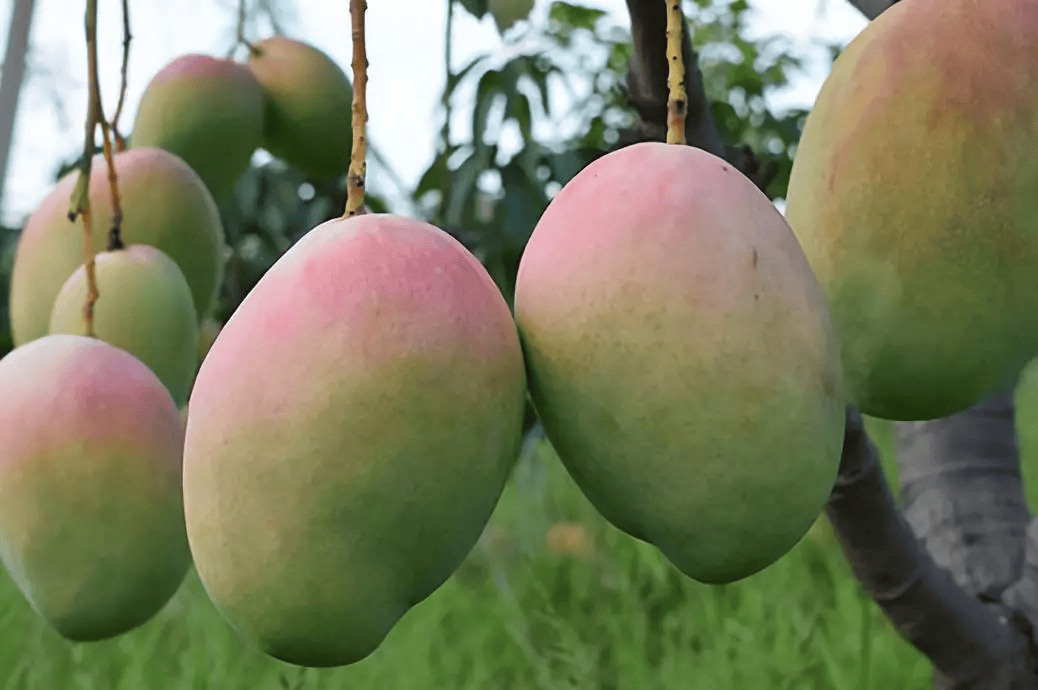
[0, 35, 356, 643]
[1, 0, 1036, 671]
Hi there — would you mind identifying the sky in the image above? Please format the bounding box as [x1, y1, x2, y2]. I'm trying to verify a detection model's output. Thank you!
[0, 0, 868, 226]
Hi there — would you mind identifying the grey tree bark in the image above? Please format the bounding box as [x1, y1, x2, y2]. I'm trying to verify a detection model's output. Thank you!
[620, 0, 1038, 687]
[0, 0, 37, 221]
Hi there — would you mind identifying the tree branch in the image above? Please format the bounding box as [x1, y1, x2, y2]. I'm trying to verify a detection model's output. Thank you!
[996, 519, 1038, 688]
[0, 0, 37, 216]
[895, 383, 1030, 603]
[894, 383, 1038, 688]
[619, 0, 772, 194]
[826, 406, 1031, 686]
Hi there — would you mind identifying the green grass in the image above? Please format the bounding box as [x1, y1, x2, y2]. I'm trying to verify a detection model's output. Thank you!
[6, 364, 1038, 688]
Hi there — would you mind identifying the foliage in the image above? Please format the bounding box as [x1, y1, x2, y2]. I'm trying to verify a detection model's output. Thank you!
[414, 1, 634, 306]
[691, 0, 811, 199]
[415, 0, 828, 308]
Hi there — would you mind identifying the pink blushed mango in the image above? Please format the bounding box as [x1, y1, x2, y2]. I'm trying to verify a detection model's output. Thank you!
[9, 147, 224, 346]
[784, 0, 1038, 420]
[0, 335, 191, 641]
[184, 214, 526, 667]
[514, 142, 845, 585]
[131, 54, 265, 200]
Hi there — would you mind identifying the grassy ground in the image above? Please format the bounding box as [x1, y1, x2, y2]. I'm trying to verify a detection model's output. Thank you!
[5, 365, 1038, 689]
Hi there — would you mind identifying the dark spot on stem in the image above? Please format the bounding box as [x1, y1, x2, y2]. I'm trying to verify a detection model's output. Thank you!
[108, 225, 124, 251]
[751, 247, 758, 269]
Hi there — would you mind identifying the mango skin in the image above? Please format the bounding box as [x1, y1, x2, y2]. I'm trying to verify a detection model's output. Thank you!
[130, 54, 265, 201]
[48, 245, 200, 408]
[784, 0, 1038, 421]
[9, 147, 225, 347]
[514, 142, 846, 585]
[0, 335, 191, 642]
[247, 36, 353, 182]
[183, 214, 526, 667]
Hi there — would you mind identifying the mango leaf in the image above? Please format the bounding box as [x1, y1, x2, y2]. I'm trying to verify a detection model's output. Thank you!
[505, 91, 534, 141]
[499, 159, 548, 248]
[445, 146, 494, 227]
[548, 2, 606, 31]
[472, 68, 504, 151]
[456, 0, 488, 20]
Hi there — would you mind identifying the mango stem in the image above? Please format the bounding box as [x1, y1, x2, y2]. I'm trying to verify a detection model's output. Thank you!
[69, 0, 106, 337]
[236, 0, 260, 56]
[665, 0, 687, 145]
[100, 119, 123, 252]
[343, 0, 368, 218]
[109, 0, 131, 153]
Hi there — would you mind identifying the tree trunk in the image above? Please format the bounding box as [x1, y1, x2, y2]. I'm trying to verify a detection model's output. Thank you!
[0, 0, 37, 220]
[895, 386, 1038, 688]
[620, 0, 1038, 687]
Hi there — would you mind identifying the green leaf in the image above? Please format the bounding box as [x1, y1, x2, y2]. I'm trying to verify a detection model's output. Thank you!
[505, 91, 534, 141]
[446, 147, 493, 227]
[548, 1, 606, 31]
[456, 0, 488, 20]
[499, 160, 548, 249]
[472, 69, 504, 150]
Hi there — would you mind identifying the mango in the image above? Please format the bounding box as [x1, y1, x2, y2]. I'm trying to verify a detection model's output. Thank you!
[514, 142, 845, 585]
[130, 54, 265, 201]
[183, 214, 527, 666]
[48, 244, 200, 407]
[9, 146, 225, 347]
[0, 335, 191, 641]
[783, 0, 1038, 421]
[247, 36, 353, 182]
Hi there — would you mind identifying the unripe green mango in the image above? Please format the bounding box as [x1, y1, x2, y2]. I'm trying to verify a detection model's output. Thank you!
[48, 245, 200, 408]
[247, 36, 353, 182]
[784, 0, 1038, 421]
[9, 146, 225, 347]
[183, 214, 526, 667]
[0, 335, 191, 641]
[514, 142, 846, 585]
[130, 54, 265, 201]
